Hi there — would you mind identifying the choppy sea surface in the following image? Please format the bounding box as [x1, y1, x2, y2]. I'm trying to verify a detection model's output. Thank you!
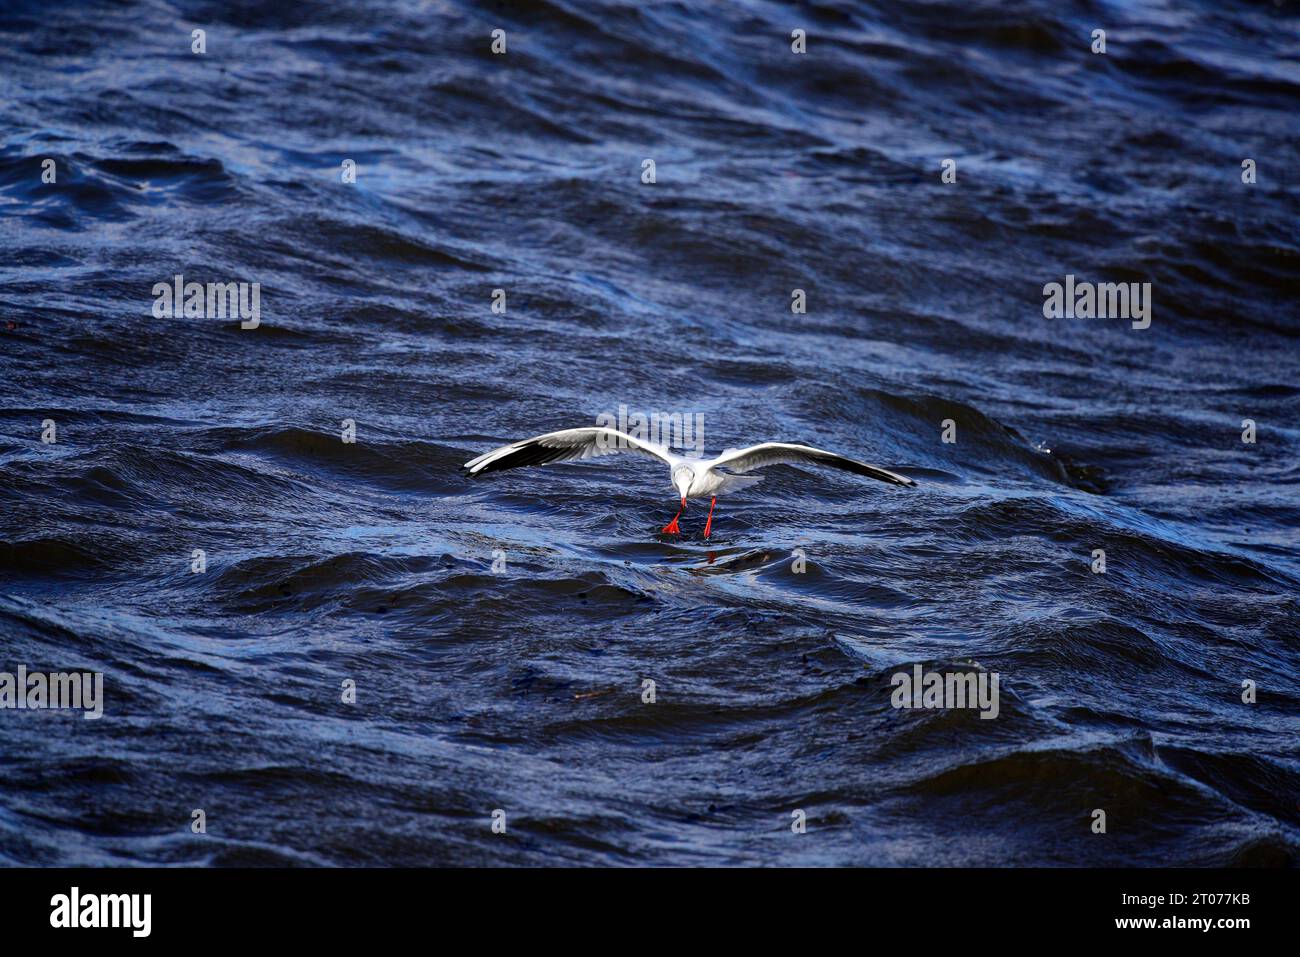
[1, 0, 1298, 866]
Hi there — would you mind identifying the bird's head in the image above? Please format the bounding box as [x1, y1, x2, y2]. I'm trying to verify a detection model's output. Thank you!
[672, 465, 694, 505]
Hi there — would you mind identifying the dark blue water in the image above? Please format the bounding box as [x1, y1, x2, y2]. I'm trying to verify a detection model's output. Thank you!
[1, 0, 1298, 866]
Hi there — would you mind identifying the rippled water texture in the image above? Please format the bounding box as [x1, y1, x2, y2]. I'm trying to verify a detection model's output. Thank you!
[1, 0, 1298, 866]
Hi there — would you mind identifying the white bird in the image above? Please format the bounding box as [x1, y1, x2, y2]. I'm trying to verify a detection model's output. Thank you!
[461, 427, 915, 538]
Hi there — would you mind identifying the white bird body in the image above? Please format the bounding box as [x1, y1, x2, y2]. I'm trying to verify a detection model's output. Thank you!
[462, 427, 914, 537]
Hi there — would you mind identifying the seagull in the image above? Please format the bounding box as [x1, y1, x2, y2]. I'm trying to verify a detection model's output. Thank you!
[461, 427, 915, 538]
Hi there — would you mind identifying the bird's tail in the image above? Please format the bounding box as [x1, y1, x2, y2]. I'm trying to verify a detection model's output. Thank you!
[717, 473, 763, 495]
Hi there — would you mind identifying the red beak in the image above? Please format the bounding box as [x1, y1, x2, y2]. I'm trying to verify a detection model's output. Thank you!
[680, 497, 687, 510]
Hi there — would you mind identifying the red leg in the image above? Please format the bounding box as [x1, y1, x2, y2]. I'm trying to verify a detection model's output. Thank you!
[661, 499, 685, 535]
[703, 496, 717, 538]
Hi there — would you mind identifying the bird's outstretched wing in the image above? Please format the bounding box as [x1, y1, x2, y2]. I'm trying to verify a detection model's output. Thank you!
[462, 428, 678, 476]
[711, 443, 915, 487]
